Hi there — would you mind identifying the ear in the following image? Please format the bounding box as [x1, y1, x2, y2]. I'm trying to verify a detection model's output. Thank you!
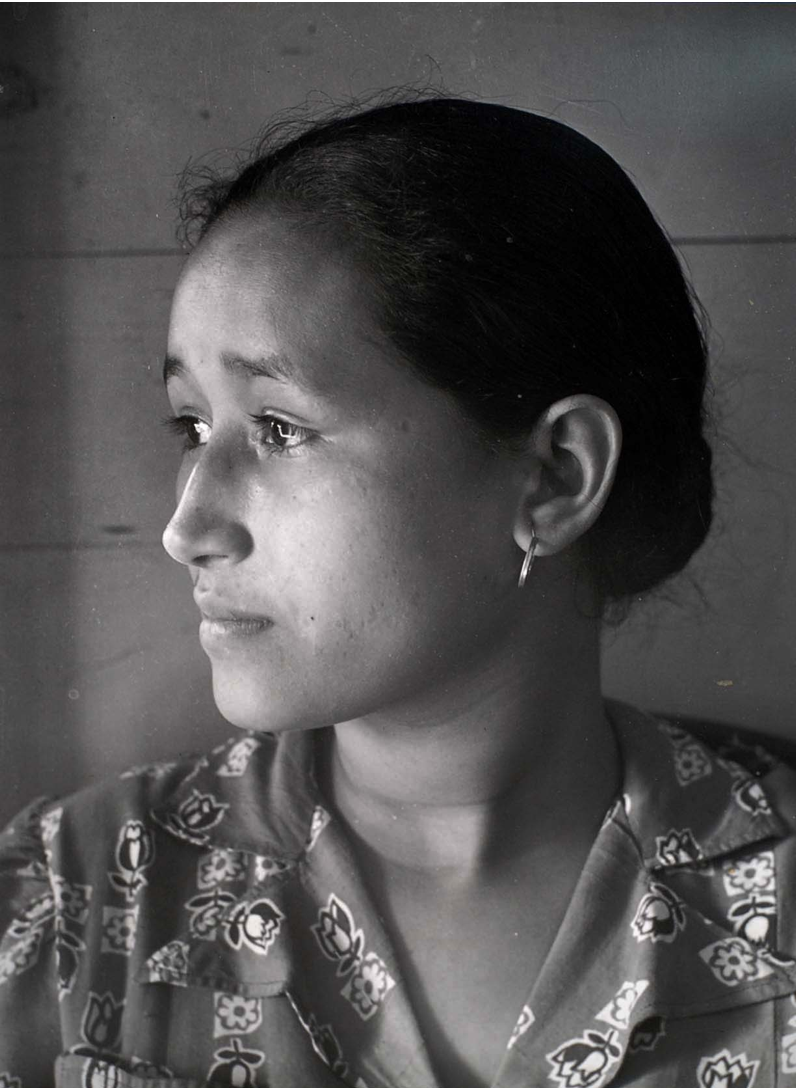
[513, 395, 622, 557]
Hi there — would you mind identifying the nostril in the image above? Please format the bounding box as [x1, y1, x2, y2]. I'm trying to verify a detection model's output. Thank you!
[162, 512, 253, 567]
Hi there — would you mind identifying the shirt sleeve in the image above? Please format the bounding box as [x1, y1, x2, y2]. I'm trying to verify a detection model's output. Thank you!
[0, 798, 63, 1086]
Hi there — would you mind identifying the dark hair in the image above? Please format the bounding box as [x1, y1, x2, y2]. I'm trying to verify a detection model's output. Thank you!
[178, 95, 713, 615]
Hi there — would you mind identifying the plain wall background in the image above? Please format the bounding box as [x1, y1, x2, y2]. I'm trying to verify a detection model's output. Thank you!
[1, 2, 794, 827]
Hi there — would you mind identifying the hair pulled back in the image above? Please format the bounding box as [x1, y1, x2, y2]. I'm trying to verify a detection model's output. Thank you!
[179, 95, 713, 614]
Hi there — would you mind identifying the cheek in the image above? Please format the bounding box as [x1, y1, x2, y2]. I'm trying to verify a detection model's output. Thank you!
[261, 464, 501, 646]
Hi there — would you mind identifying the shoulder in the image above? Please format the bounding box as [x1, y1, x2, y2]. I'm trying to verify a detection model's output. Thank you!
[0, 732, 285, 889]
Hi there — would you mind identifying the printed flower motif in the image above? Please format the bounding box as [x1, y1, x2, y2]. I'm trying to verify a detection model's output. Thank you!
[181, 789, 229, 832]
[7, 889, 55, 939]
[727, 894, 776, 945]
[144, 940, 190, 985]
[657, 721, 690, 747]
[253, 855, 292, 883]
[655, 828, 703, 867]
[596, 980, 649, 1031]
[306, 805, 331, 851]
[696, 1048, 759, 1087]
[758, 946, 796, 970]
[732, 778, 772, 817]
[723, 852, 775, 896]
[156, 789, 230, 846]
[108, 820, 156, 902]
[207, 1037, 265, 1088]
[120, 760, 177, 780]
[547, 1028, 622, 1088]
[308, 1020, 347, 1076]
[217, 736, 260, 777]
[507, 1005, 535, 1049]
[56, 916, 86, 995]
[197, 848, 248, 889]
[782, 1031, 796, 1074]
[628, 1017, 666, 1054]
[80, 990, 125, 1051]
[81, 1059, 121, 1088]
[101, 906, 138, 956]
[39, 806, 63, 845]
[631, 882, 686, 944]
[186, 889, 237, 941]
[313, 894, 364, 975]
[287, 995, 349, 1076]
[673, 743, 712, 786]
[342, 952, 396, 1020]
[700, 937, 771, 987]
[0, 929, 44, 985]
[224, 898, 284, 955]
[52, 876, 93, 923]
[214, 993, 263, 1036]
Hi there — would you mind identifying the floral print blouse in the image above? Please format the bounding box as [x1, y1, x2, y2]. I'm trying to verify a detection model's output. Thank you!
[2, 702, 796, 1088]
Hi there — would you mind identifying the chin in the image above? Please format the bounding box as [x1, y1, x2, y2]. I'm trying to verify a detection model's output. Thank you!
[210, 667, 334, 735]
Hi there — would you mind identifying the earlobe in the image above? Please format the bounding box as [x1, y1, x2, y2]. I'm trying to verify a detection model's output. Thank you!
[513, 395, 622, 558]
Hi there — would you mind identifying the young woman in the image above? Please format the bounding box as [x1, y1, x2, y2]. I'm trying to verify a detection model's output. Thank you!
[2, 96, 795, 1088]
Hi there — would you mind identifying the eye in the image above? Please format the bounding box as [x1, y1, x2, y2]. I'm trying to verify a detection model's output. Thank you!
[162, 414, 211, 450]
[251, 414, 313, 452]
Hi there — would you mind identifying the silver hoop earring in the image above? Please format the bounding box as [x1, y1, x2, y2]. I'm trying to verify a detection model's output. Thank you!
[518, 529, 538, 590]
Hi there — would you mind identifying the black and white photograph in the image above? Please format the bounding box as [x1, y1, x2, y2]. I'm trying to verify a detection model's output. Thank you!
[1, 3, 795, 1084]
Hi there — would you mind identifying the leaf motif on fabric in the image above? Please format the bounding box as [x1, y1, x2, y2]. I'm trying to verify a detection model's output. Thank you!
[185, 889, 237, 941]
[224, 897, 284, 956]
[628, 1016, 666, 1054]
[216, 736, 260, 778]
[727, 894, 776, 946]
[546, 1027, 623, 1087]
[312, 893, 365, 976]
[655, 827, 703, 867]
[631, 882, 686, 944]
[207, 1036, 265, 1088]
[152, 790, 229, 846]
[731, 778, 772, 817]
[107, 820, 155, 903]
[696, 1048, 759, 1087]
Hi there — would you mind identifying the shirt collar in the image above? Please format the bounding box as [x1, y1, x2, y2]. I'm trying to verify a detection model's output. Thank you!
[605, 699, 788, 871]
[152, 702, 789, 869]
[150, 728, 319, 861]
[145, 705, 796, 1025]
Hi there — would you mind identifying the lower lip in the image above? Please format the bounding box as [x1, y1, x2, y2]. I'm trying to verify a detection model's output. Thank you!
[199, 617, 273, 649]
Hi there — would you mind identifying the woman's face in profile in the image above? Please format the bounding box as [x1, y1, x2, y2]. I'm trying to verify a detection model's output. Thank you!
[163, 215, 525, 733]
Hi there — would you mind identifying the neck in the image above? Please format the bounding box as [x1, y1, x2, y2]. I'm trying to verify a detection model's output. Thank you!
[322, 614, 618, 875]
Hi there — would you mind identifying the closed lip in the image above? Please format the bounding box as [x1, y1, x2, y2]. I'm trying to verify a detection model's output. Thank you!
[194, 596, 272, 625]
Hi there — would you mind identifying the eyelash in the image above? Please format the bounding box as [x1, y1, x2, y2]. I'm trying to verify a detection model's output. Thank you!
[162, 413, 314, 455]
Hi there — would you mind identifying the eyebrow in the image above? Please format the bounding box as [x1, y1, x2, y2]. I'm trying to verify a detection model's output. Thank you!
[163, 351, 308, 387]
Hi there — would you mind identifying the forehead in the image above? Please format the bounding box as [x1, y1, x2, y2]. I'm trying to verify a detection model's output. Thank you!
[168, 216, 392, 398]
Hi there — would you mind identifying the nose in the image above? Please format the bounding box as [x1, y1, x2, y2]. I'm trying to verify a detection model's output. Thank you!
[161, 450, 254, 568]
